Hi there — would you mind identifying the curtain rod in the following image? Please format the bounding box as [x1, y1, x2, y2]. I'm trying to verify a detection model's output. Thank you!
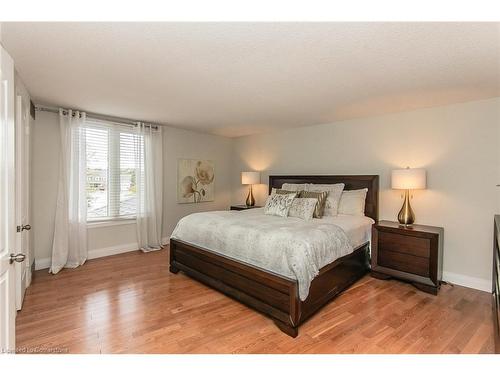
[35, 105, 160, 130]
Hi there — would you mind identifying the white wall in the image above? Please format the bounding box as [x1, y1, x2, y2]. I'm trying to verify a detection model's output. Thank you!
[32, 111, 232, 269]
[162, 126, 233, 237]
[231, 98, 500, 291]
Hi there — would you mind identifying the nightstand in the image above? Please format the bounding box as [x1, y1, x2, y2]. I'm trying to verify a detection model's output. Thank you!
[371, 221, 443, 295]
[230, 205, 262, 211]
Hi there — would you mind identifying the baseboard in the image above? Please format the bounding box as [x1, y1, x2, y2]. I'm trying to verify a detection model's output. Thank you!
[442, 271, 491, 293]
[35, 242, 139, 271]
[87, 242, 139, 260]
[35, 257, 51, 271]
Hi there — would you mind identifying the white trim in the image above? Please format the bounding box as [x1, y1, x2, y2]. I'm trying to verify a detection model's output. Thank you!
[34, 257, 51, 271]
[87, 242, 139, 260]
[442, 271, 491, 292]
[35, 242, 139, 271]
[86, 219, 136, 228]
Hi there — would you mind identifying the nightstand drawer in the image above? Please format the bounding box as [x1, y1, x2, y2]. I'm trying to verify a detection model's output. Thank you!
[378, 249, 430, 277]
[379, 231, 430, 258]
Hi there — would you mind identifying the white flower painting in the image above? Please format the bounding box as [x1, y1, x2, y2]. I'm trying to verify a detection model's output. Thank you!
[177, 159, 215, 203]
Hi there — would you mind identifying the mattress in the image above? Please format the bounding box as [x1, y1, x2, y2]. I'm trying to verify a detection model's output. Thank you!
[319, 213, 374, 249]
[220, 208, 374, 249]
[170, 208, 373, 300]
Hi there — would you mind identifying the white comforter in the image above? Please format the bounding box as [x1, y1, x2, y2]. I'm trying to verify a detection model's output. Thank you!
[170, 208, 353, 301]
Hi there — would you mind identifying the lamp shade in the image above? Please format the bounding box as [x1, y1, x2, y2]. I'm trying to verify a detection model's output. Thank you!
[391, 168, 426, 190]
[241, 171, 260, 185]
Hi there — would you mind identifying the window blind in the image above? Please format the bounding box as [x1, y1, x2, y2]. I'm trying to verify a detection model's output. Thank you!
[85, 119, 143, 221]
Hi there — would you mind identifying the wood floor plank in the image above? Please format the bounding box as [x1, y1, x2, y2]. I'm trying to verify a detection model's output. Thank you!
[15, 248, 494, 354]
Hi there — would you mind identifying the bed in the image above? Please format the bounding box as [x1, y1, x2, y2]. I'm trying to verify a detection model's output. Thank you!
[169, 175, 379, 337]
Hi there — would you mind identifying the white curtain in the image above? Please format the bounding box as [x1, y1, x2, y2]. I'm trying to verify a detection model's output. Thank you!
[50, 109, 88, 274]
[135, 123, 163, 251]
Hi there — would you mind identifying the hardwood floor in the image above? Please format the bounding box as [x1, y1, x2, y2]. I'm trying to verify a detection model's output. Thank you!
[16, 248, 494, 354]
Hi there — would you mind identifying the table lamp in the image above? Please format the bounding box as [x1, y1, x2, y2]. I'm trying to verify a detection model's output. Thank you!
[241, 171, 260, 207]
[391, 167, 426, 227]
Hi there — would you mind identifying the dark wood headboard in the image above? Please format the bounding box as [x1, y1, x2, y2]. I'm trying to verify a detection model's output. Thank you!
[268, 175, 379, 222]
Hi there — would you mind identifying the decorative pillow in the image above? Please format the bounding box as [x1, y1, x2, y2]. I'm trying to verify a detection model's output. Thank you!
[271, 188, 297, 195]
[288, 198, 318, 221]
[264, 193, 297, 217]
[297, 190, 328, 218]
[305, 183, 345, 216]
[338, 188, 368, 216]
[281, 183, 307, 192]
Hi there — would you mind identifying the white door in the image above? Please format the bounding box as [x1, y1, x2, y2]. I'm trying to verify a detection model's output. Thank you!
[1, 45, 20, 353]
[15, 94, 31, 310]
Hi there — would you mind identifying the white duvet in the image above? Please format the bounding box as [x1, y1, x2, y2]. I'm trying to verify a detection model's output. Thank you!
[170, 208, 362, 301]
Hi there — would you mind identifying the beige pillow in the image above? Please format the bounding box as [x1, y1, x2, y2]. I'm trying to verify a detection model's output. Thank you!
[288, 198, 317, 221]
[338, 188, 368, 216]
[305, 183, 345, 216]
[298, 190, 328, 218]
[282, 183, 307, 192]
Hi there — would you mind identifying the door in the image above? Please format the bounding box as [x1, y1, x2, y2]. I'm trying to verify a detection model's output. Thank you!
[0, 45, 18, 353]
[15, 94, 31, 310]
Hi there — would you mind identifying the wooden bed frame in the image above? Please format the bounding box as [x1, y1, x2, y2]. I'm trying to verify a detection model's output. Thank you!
[169, 175, 379, 337]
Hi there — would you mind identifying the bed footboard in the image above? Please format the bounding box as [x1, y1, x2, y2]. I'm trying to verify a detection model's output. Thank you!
[169, 238, 369, 337]
[170, 238, 300, 336]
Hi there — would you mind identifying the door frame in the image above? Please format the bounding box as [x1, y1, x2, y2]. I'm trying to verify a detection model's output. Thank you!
[0, 44, 17, 353]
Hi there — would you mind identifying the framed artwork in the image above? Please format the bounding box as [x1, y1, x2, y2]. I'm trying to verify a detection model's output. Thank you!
[177, 159, 215, 203]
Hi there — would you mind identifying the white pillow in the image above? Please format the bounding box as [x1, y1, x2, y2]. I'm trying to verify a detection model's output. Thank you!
[305, 183, 345, 216]
[282, 183, 307, 192]
[288, 198, 317, 221]
[338, 188, 368, 216]
[264, 193, 297, 217]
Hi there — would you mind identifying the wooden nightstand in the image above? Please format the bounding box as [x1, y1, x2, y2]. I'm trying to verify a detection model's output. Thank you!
[371, 221, 443, 295]
[230, 205, 262, 211]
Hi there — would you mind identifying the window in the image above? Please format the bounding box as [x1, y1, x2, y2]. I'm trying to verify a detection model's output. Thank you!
[85, 120, 143, 221]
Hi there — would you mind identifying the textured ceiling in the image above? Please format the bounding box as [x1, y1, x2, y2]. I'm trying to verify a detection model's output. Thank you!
[2, 22, 499, 137]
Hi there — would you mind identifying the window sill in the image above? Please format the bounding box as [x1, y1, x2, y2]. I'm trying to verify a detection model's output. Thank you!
[87, 218, 136, 228]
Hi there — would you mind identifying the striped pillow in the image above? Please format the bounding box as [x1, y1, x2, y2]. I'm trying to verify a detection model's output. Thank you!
[305, 183, 345, 216]
[298, 190, 328, 218]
